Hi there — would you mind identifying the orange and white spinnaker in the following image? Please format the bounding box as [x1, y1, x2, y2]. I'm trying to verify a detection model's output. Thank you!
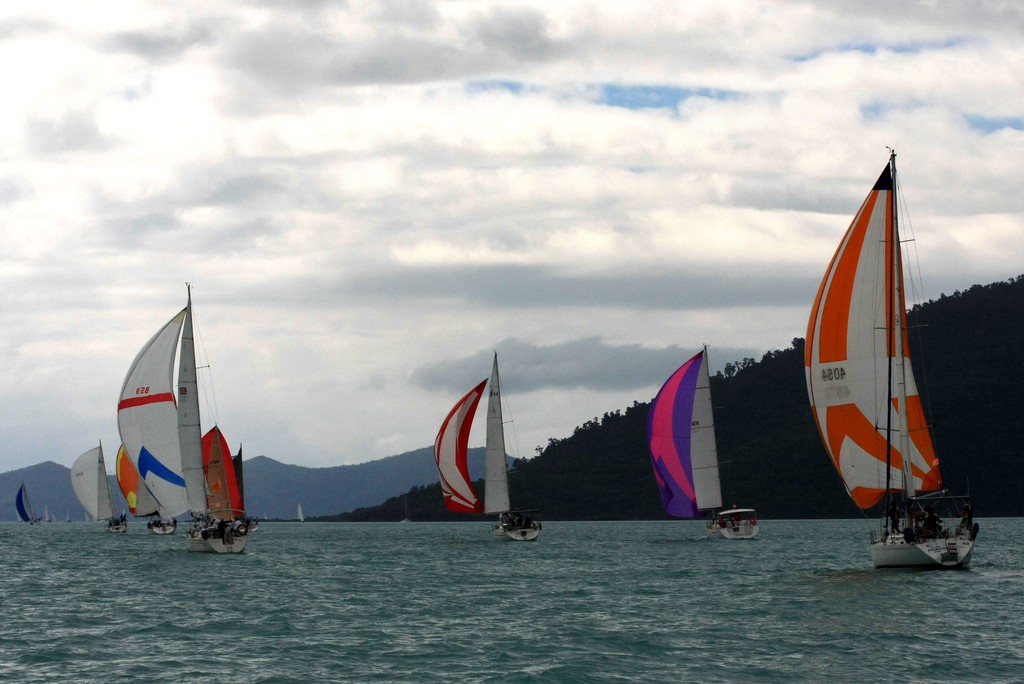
[805, 158, 941, 509]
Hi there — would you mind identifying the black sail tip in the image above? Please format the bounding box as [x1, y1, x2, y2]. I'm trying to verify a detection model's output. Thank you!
[873, 163, 893, 191]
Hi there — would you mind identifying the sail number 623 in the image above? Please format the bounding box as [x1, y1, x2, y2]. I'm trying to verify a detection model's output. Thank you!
[821, 367, 846, 382]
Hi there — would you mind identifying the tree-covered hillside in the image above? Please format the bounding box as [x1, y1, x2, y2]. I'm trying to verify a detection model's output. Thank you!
[339, 275, 1024, 521]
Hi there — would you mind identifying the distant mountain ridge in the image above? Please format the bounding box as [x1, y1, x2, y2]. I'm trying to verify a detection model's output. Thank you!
[0, 447, 486, 522]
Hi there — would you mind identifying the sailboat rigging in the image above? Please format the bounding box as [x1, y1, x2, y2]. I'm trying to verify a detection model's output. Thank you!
[805, 151, 977, 568]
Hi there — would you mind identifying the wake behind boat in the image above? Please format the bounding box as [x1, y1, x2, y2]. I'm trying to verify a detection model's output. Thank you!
[434, 353, 541, 541]
[647, 347, 758, 539]
[805, 151, 976, 569]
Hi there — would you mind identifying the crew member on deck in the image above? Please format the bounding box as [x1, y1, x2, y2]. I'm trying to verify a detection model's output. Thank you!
[888, 500, 901, 534]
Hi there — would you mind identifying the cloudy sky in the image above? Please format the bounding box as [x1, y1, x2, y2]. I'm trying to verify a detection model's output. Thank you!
[2, 1, 1022, 474]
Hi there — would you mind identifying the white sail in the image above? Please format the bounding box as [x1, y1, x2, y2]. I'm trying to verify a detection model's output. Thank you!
[691, 351, 723, 511]
[177, 296, 207, 515]
[297, 502, 305, 522]
[117, 308, 189, 517]
[483, 353, 511, 514]
[134, 478, 161, 517]
[70, 444, 115, 522]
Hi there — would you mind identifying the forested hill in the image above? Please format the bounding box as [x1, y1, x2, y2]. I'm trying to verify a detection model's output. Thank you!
[337, 275, 1024, 521]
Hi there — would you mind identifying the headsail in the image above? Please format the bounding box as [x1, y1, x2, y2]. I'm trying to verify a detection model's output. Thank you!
[483, 354, 511, 515]
[232, 445, 245, 511]
[15, 482, 34, 523]
[202, 426, 243, 518]
[434, 379, 487, 513]
[647, 349, 723, 517]
[805, 156, 941, 509]
[70, 444, 115, 522]
[177, 295, 207, 515]
[117, 308, 190, 517]
[115, 444, 159, 516]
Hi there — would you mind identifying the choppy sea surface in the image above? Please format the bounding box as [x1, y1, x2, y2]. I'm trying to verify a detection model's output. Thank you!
[1, 518, 1021, 683]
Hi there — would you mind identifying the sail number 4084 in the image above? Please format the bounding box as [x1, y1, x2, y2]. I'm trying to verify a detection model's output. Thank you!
[821, 367, 846, 382]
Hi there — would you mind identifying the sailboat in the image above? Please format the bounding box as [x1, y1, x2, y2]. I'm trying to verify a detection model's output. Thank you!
[806, 151, 977, 569]
[118, 286, 249, 553]
[297, 502, 305, 522]
[116, 295, 192, 536]
[201, 427, 245, 518]
[15, 482, 41, 524]
[115, 444, 175, 534]
[400, 495, 411, 523]
[434, 352, 541, 541]
[70, 443, 125, 532]
[647, 348, 758, 539]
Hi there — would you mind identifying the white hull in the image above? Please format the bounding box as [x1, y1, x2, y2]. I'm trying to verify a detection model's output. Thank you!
[707, 522, 759, 540]
[492, 524, 541, 541]
[147, 522, 177, 535]
[871, 532, 974, 568]
[186, 532, 248, 554]
[707, 508, 759, 539]
[106, 523, 127, 533]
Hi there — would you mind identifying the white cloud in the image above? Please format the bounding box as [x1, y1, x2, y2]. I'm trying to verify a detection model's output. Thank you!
[1, 1, 1023, 474]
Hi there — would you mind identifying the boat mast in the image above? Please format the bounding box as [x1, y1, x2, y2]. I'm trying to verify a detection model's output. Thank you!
[882, 152, 895, 517]
[889, 151, 915, 502]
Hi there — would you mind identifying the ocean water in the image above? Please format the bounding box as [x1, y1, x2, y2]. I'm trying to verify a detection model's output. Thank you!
[1, 519, 1021, 683]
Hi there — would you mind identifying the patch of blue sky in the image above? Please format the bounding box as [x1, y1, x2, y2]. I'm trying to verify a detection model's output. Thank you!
[792, 36, 970, 62]
[860, 101, 1022, 134]
[465, 80, 527, 95]
[860, 101, 890, 121]
[598, 84, 736, 110]
[464, 80, 738, 112]
[966, 115, 1024, 133]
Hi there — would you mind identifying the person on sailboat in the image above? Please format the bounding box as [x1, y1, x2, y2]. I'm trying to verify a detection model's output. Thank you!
[958, 501, 974, 534]
[919, 506, 941, 540]
[888, 500, 901, 535]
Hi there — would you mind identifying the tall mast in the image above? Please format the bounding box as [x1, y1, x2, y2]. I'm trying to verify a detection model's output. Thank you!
[888, 152, 915, 501]
[880, 150, 897, 511]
